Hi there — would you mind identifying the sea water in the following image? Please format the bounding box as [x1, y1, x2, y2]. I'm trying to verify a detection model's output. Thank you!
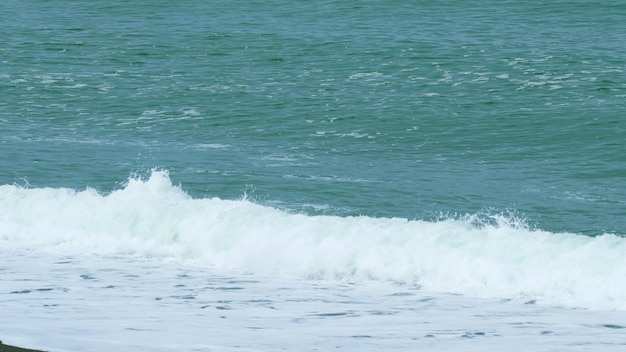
[2, 0, 626, 350]
[2, 174, 626, 351]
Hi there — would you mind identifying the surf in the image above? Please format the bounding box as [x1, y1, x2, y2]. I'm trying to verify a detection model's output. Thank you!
[1, 170, 625, 310]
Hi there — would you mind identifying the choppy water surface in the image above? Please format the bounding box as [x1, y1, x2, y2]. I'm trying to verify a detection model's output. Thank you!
[2, 1, 626, 350]
[3, 0, 626, 234]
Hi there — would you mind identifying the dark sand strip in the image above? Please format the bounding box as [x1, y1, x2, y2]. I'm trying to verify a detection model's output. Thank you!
[0, 341, 46, 352]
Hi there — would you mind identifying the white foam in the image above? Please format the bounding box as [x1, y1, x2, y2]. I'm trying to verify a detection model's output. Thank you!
[2, 170, 625, 310]
[348, 72, 384, 80]
[6, 252, 626, 352]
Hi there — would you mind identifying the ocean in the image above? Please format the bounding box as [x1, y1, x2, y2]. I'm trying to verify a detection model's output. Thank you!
[1, 0, 626, 350]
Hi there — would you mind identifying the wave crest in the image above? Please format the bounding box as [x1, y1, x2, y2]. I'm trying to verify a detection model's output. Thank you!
[1, 170, 625, 310]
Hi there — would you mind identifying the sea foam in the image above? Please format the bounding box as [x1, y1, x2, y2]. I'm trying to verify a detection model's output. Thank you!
[1, 170, 625, 310]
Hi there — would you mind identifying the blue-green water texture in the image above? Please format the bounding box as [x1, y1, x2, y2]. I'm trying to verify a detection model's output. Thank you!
[3, 1, 626, 350]
[3, 0, 625, 235]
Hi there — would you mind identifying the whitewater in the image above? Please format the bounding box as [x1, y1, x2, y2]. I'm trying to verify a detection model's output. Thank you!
[2, 171, 626, 351]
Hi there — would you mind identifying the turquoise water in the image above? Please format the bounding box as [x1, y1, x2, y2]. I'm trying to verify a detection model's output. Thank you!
[3, 0, 625, 235]
[3, 1, 626, 350]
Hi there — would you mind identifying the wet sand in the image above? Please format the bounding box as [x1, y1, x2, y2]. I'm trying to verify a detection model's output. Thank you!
[0, 341, 46, 352]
